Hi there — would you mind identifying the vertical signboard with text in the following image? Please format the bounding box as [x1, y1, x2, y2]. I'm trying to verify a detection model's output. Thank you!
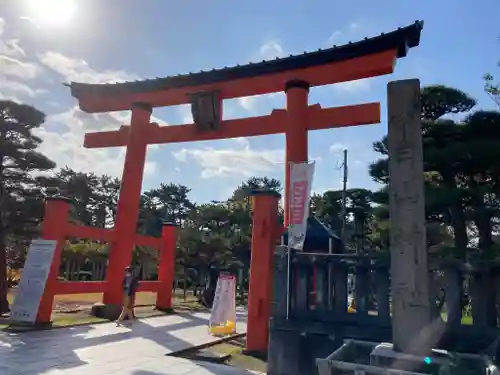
[10, 240, 58, 324]
[288, 162, 315, 250]
[209, 274, 237, 335]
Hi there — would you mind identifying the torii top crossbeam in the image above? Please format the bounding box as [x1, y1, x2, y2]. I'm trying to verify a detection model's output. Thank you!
[68, 21, 423, 113]
[64, 21, 423, 309]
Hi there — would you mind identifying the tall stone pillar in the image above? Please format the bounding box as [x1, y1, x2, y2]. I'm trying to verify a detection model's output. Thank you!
[387, 79, 431, 354]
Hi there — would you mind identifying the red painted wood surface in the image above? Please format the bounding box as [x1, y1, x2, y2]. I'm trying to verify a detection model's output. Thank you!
[36, 194, 177, 322]
[37, 199, 71, 323]
[73, 51, 395, 113]
[156, 225, 176, 310]
[83, 103, 380, 149]
[102, 104, 151, 306]
[55, 281, 107, 295]
[246, 192, 280, 352]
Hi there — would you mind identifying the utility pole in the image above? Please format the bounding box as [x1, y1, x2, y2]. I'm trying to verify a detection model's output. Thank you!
[340, 149, 348, 245]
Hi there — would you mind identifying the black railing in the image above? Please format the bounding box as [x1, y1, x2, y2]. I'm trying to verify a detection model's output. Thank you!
[272, 248, 500, 352]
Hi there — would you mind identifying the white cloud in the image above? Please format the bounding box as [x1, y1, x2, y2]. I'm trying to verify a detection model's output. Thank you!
[35, 107, 157, 179]
[312, 181, 344, 195]
[172, 91, 283, 181]
[312, 186, 333, 196]
[18, 16, 40, 30]
[0, 55, 39, 79]
[172, 144, 283, 179]
[259, 40, 285, 60]
[329, 143, 348, 153]
[35, 126, 124, 177]
[236, 40, 286, 113]
[175, 35, 317, 183]
[238, 96, 255, 112]
[327, 31, 342, 44]
[0, 79, 47, 97]
[326, 21, 376, 95]
[172, 135, 318, 181]
[325, 21, 373, 94]
[332, 78, 371, 93]
[31, 47, 166, 175]
[237, 92, 283, 114]
[0, 17, 159, 179]
[50, 106, 123, 132]
[0, 17, 43, 100]
[0, 19, 26, 58]
[327, 22, 362, 44]
[51, 105, 166, 131]
[233, 137, 250, 147]
[348, 22, 360, 31]
[38, 51, 139, 83]
[177, 104, 193, 123]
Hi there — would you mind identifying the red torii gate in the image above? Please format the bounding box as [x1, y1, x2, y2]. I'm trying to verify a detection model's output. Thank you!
[39, 21, 422, 350]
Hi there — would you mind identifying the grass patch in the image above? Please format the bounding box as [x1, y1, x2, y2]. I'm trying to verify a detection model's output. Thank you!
[176, 337, 267, 374]
[2, 290, 205, 331]
[212, 338, 267, 373]
[461, 315, 473, 325]
[7, 289, 199, 309]
[440, 312, 473, 325]
[0, 305, 176, 332]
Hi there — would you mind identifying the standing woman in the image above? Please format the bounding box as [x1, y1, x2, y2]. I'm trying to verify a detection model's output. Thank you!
[116, 266, 140, 325]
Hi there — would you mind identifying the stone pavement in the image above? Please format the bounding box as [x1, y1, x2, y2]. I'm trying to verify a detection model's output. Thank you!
[0, 308, 252, 375]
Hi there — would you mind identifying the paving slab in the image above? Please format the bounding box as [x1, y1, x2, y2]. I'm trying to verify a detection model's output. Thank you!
[0, 308, 248, 375]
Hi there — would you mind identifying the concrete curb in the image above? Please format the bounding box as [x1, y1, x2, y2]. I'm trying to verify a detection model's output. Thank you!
[1, 305, 211, 333]
[52, 303, 207, 314]
[2, 309, 180, 333]
[166, 332, 246, 356]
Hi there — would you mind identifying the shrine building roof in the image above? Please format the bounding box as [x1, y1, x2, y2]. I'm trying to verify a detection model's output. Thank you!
[68, 20, 423, 100]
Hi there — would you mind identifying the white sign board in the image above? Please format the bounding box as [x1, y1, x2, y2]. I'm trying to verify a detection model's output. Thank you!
[10, 240, 58, 323]
[209, 274, 236, 330]
[288, 161, 315, 250]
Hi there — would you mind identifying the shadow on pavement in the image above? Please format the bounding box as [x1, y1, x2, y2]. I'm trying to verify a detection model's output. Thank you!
[0, 309, 247, 375]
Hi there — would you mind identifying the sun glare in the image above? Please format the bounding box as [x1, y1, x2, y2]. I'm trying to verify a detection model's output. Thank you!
[27, 0, 76, 28]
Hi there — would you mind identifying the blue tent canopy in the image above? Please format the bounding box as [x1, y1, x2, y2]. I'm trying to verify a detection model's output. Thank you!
[281, 216, 344, 253]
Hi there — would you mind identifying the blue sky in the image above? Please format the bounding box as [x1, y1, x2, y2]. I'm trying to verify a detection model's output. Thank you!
[0, 0, 499, 203]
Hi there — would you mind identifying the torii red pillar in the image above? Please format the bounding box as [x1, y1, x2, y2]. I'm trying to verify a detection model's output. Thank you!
[37, 197, 71, 323]
[156, 223, 176, 310]
[284, 80, 309, 226]
[103, 102, 152, 305]
[246, 189, 280, 352]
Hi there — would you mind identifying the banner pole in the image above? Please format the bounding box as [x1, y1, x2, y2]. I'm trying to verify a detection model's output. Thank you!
[285, 161, 292, 320]
[285, 160, 316, 319]
[286, 246, 291, 320]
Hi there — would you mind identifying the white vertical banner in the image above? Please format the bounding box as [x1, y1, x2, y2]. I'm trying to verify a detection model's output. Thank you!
[10, 239, 58, 324]
[209, 274, 237, 335]
[288, 161, 315, 250]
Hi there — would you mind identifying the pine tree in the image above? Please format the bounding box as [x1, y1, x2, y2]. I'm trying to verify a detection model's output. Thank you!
[0, 101, 55, 314]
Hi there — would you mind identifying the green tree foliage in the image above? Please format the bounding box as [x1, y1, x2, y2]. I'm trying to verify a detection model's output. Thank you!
[369, 85, 500, 260]
[139, 182, 194, 234]
[4, 81, 500, 313]
[231, 176, 282, 201]
[484, 72, 499, 108]
[311, 188, 374, 252]
[41, 167, 121, 228]
[484, 40, 499, 109]
[0, 101, 55, 313]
